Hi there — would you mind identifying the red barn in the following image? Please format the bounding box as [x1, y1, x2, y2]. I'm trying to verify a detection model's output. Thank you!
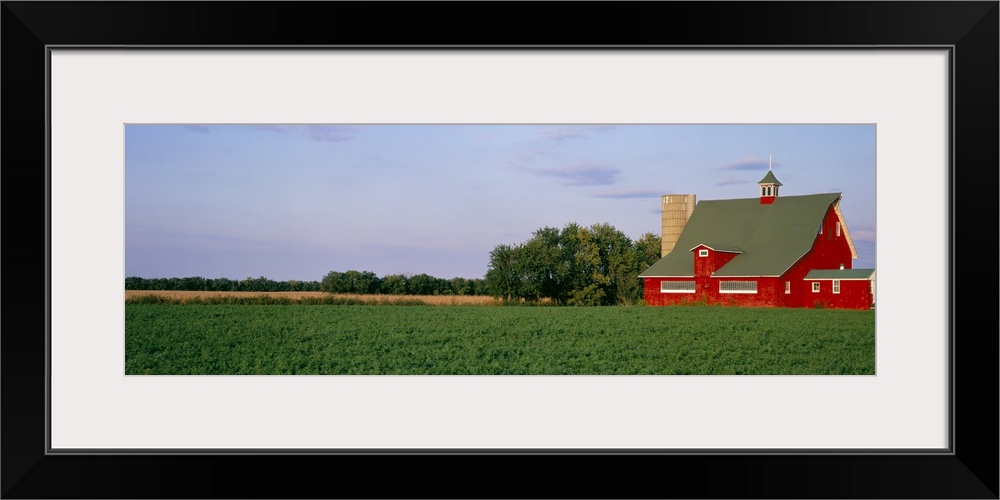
[639, 170, 874, 309]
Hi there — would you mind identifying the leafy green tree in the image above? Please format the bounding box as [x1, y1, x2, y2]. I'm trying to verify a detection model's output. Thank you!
[635, 232, 662, 266]
[570, 224, 615, 305]
[334, 270, 382, 294]
[466, 278, 485, 296]
[356, 271, 382, 294]
[485, 244, 523, 301]
[213, 277, 236, 291]
[381, 274, 409, 295]
[624, 232, 662, 304]
[320, 271, 346, 293]
[568, 283, 606, 306]
[450, 277, 470, 295]
[407, 273, 437, 295]
[124, 277, 148, 290]
[591, 223, 641, 305]
[485, 222, 662, 305]
[343, 270, 363, 293]
[522, 227, 564, 302]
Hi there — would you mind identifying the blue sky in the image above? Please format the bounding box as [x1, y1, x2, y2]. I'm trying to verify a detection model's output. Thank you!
[125, 124, 876, 281]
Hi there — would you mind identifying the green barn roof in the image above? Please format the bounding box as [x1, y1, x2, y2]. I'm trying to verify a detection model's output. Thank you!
[804, 269, 875, 279]
[639, 193, 841, 278]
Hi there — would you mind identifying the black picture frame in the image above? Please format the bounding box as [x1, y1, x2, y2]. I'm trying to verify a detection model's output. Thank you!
[3, 2, 997, 498]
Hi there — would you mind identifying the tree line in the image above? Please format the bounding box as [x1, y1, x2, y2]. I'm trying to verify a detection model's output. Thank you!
[124, 272, 487, 296]
[484, 222, 661, 306]
[125, 276, 323, 292]
[320, 271, 486, 296]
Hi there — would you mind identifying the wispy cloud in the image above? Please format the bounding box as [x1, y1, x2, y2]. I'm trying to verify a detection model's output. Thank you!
[718, 156, 776, 172]
[514, 125, 615, 163]
[515, 145, 552, 164]
[250, 125, 291, 134]
[592, 189, 663, 199]
[523, 164, 620, 186]
[253, 125, 356, 143]
[848, 224, 875, 241]
[713, 176, 747, 187]
[300, 125, 355, 143]
[540, 125, 613, 143]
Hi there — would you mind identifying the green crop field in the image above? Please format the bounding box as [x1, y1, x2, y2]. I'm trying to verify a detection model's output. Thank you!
[125, 304, 875, 375]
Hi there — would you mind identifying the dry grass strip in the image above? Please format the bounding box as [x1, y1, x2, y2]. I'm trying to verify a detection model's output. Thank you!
[124, 290, 501, 306]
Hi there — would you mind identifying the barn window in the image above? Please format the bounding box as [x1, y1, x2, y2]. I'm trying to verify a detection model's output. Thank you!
[661, 281, 696, 293]
[698, 249, 708, 257]
[719, 281, 757, 294]
[818, 223, 823, 234]
[812, 282, 820, 293]
[785, 281, 790, 294]
[836, 221, 841, 236]
[833, 280, 840, 294]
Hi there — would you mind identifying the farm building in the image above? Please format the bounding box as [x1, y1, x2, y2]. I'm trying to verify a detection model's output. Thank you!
[639, 170, 875, 309]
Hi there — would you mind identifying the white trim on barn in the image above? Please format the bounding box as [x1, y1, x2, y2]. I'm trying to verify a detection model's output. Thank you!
[660, 281, 696, 293]
[719, 280, 758, 294]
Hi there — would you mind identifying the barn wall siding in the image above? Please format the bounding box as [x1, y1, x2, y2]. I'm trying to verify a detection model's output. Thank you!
[645, 277, 782, 307]
[804, 279, 873, 309]
[645, 276, 872, 309]
[806, 208, 856, 271]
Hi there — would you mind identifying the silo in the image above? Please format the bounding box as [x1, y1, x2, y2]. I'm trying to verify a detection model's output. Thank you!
[661, 194, 696, 257]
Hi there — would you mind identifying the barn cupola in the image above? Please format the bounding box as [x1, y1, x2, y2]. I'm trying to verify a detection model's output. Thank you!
[757, 168, 782, 205]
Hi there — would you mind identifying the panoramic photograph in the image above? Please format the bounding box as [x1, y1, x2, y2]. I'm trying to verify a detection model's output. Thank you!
[124, 124, 876, 375]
